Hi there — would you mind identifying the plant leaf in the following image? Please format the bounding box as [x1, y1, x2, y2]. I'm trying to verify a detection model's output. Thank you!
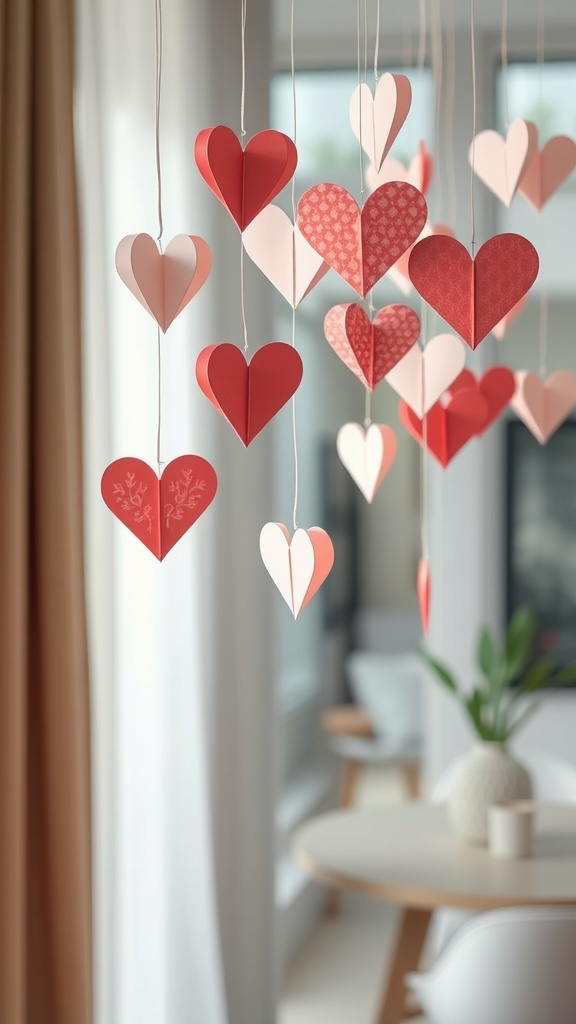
[418, 650, 459, 693]
[504, 606, 537, 682]
[546, 663, 576, 688]
[477, 626, 499, 687]
[506, 698, 544, 738]
[464, 688, 491, 740]
[517, 656, 556, 695]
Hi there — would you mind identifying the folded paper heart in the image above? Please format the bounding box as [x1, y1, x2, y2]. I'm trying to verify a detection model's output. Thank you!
[448, 366, 516, 434]
[101, 455, 217, 560]
[242, 205, 329, 307]
[408, 232, 539, 350]
[492, 296, 527, 340]
[297, 181, 427, 298]
[324, 303, 420, 390]
[366, 140, 433, 196]
[417, 559, 430, 636]
[387, 222, 454, 297]
[336, 423, 397, 502]
[115, 233, 212, 332]
[469, 119, 538, 207]
[519, 135, 576, 211]
[194, 126, 298, 231]
[399, 390, 488, 467]
[349, 72, 412, 172]
[384, 334, 466, 417]
[259, 523, 334, 619]
[510, 371, 576, 444]
[195, 342, 303, 446]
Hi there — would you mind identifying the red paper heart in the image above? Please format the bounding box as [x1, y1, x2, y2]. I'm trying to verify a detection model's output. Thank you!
[399, 390, 488, 467]
[101, 456, 217, 560]
[296, 181, 427, 297]
[195, 342, 303, 446]
[323, 303, 420, 390]
[194, 126, 297, 231]
[408, 233, 539, 349]
[448, 366, 515, 433]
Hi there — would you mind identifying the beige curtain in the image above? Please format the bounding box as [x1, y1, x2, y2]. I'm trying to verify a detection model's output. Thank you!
[0, 0, 92, 1022]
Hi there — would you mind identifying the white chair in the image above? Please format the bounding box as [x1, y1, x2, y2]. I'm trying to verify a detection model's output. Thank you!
[407, 906, 576, 1024]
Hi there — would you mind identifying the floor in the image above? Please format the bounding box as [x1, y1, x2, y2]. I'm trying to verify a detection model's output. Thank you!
[278, 765, 427, 1024]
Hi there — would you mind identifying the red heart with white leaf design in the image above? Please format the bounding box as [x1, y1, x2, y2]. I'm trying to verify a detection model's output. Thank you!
[323, 303, 420, 390]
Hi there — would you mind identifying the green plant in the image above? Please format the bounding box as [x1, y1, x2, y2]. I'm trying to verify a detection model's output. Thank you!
[420, 607, 576, 743]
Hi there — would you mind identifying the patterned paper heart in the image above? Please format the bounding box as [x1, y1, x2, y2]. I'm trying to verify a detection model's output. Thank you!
[470, 119, 538, 207]
[519, 135, 576, 211]
[324, 303, 420, 390]
[349, 73, 412, 172]
[408, 233, 539, 350]
[194, 126, 297, 231]
[115, 233, 212, 332]
[101, 455, 217, 560]
[195, 342, 303, 446]
[387, 223, 454, 296]
[385, 334, 466, 417]
[511, 371, 576, 444]
[297, 181, 427, 298]
[259, 523, 334, 619]
[448, 366, 516, 434]
[336, 423, 397, 502]
[399, 390, 488, 467]
[242, 205, 329, 307]
[366, 141, 433, 196]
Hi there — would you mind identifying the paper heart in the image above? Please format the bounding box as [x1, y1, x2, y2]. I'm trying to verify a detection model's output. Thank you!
[519, 135, 576, 211]
[511, 371, 576, 444]
[417, 559, 430, 636]
[349, 73, 412, 172]
[408, 233, 539, 350]
[297, 181, 427, 298]
[324, 303, 420, 390]
[385, 334, 466, 417]
[101, 455, 217, 560]
[469, 119, 538, 207]
[242, 205, 329, 307]
[194, 126, 297, 231]
[115, 234, 212, 332]
[259, 523, 334, 619]
[387, 223, 454, 297]
[336, 423, 397, 502]
[448, 366, 516, 434]
[195, 342, 303, 446]
[399, 389, 488, 467]
[366, 141, 433, 196]
[492, 296, 527, 340]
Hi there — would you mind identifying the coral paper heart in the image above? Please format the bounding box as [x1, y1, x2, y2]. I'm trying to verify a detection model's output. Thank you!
[448, 366, 516, 434]
[349, 73, 412, 172]
[366, 141, 433, 196]
[417, 559, 430, 636]
[408, 233, 539, 350]
[115, 234, 212, 332]
[259, 523, 334, 619]
[195, 342, 303, 446]
[399, 390, 488, 467]
[297, 181, 427, 298]
[511, 371, 576, 444]
[385, 334, 466, 417]
[469, 119, 538, 207]
[194, 126, 297, 231]
[387, 223, 454, 297]
[101, 456, 217, 560]
[492, 296, 527, 340]
[519, 135, 576, 211]
[242, 205, 329, 307]
[336, 423, 397, 502]
[324, 303, 420, 390]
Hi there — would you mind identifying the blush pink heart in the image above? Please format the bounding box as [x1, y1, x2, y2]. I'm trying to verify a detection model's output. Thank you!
[519, 135, 576, 210]
[349, 73, 412, 172]
[259, 523, 334, 619]
[115, 233, 212, 332]
[417, 559, 430, 636]
[324, 303, 421, 390]
[384, 334, 466, 417]
[469, 118, 538, 207]
[366, 141, 433, 196]
[511, 371, 576, 444]
[336, 423, 397, 503]
[242, 205, 329, 307]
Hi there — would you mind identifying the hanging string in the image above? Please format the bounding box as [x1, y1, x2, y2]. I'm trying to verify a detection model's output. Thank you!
[469, 0, 477, 254]
[445, 0, 457, 226]
[239, 0, 249, 352]
[431, 0, 443, 223]
[374, 0, 381, 82]
[363, 0, 368, 83]
[154, 0, 164, 473]
[419, 299, 429, 562]
[417, 0, 427, 72]
[537, 0, 547, 379]
[356, 0, 365, 202]
[537, 0, 544, 127]
[364, 390, 372, 429]
[501, 0, 510, 129]
[290, 0, 299, 530]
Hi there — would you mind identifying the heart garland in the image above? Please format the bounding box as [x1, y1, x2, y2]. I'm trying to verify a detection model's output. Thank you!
[469, 119, 538, 207]
[324, 303, 421, 390]
[242, 205, 329, 307]
[336, 423, 397, 503]
[511, 371, 576, 444]
[385, 334, 467, 417]
[349, 73, 412, 172]
[259, 523, 334, 618]
[115, 233, 212, 332]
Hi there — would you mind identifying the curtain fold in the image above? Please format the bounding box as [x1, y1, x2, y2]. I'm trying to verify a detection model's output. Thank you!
[0, 0, 92, 1021]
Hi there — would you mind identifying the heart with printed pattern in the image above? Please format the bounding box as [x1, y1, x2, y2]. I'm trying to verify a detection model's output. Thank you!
[324, 303, 420, 390]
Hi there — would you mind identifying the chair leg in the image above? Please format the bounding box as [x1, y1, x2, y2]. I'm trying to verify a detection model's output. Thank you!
[401, 764, 421, 800]
[325, 760, 362, 916]
[375, 907, 431, 1024]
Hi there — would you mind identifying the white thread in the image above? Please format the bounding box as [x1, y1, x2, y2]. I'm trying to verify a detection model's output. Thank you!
[154, 0, 163, 248]
[357, 0, 364, 202]
[240, 241, 248, 351]
[417, 0, 427, 71]
[419, 298, 429, 561]
[446, 0, 457, 226]
[431, 0, 443, 222]
[364, 389, 371, 429]
[290, 0, 299, 531]
[374, 0, 381, 82]
[240, 0, 247, 138]
[470, 0, 477, 253]
[501, 0, 509, 129]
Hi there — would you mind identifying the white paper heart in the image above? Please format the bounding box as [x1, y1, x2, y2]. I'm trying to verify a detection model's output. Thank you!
[115, 233, 212, 331]
[336, 424, 397, 503]
[349, 73, 412, 172]
[242, 205, 329, 308]
[385, 334, 466, 416]
[469, 119, 538, 207]
[259, 523, 334, 618]
[511, 370, 576, 444]
[365, 143, 431, 195]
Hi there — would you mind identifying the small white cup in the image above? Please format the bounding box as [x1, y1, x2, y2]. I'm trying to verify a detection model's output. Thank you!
[488, 801, 535, 859]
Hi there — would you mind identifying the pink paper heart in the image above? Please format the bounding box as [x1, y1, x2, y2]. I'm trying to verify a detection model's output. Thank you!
[259, 523, 334, 618]
[336, 423, 397, 503]
[387, 223, 454, 297]
[366, 141, 433, 196]
[511, 371, 576, 444]
[324, 303, 421, 390]
[469, 119, 538, 207]
[385, 334, 466, 417]
[349, 74, 412, 172]
[519, 135, 576, 210]
[242, 205, 329, 307]
[115, 233, 212, 332]
[417, 559, 430, 636]
[296, 181, 427, 298]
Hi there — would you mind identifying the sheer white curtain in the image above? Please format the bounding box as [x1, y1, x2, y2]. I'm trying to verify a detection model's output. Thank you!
[76, 1, 276, 1023]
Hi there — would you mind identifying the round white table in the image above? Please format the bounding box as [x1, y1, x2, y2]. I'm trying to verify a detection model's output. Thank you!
[294, 802, 576, 1024]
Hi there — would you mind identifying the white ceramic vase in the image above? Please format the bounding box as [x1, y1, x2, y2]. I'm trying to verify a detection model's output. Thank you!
[447, 742, 532, 845]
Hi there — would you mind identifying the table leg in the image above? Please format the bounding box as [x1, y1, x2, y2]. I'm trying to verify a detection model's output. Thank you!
[401, 764, 421, 800]
[375, 906, 431, 1024]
